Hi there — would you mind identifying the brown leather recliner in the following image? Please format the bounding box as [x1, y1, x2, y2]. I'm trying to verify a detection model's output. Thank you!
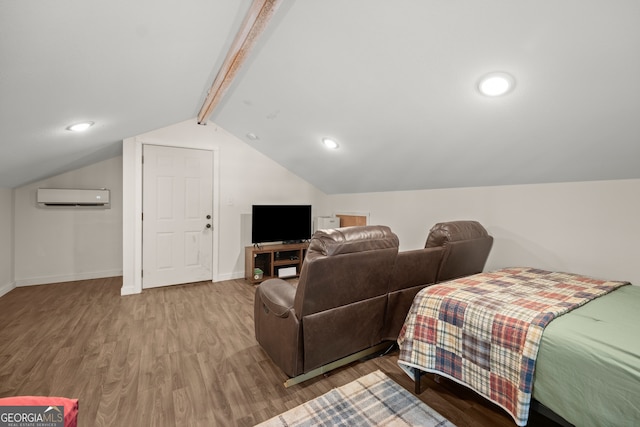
[381, 220, 493, 340]
[254, 225, 399, 378]
[427, 220, 494, 282]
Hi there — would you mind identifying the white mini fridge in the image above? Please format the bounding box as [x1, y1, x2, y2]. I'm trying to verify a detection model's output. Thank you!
[313, 216, 340, 232]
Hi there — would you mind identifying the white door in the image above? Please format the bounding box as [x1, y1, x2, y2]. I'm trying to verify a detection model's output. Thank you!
[142, 145, 213, 288]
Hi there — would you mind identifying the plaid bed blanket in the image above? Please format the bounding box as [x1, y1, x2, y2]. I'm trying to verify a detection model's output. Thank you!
[397, 267, 629, 426]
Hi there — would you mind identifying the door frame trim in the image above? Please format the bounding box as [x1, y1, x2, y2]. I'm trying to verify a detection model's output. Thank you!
[122, 137, 220, 295]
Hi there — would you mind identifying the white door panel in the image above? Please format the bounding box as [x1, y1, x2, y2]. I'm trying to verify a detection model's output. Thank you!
[143, 145, 213, 288]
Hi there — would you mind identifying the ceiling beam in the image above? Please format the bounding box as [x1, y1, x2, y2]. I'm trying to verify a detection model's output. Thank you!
[197, 0, 283, 125]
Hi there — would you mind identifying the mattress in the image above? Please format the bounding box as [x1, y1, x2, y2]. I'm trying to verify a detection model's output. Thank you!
[534, 284, 640, 427]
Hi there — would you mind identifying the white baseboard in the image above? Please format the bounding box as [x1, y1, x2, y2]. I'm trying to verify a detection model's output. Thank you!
[15, 269, 123, 287]
[0, 281, 16, 298]
[215, 270, 246, 282]
[10, 269, 246, 296]
[120, 285, 139, 296]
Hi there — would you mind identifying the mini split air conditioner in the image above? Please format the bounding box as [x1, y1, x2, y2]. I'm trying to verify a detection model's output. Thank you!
[37, 188, 111, 208]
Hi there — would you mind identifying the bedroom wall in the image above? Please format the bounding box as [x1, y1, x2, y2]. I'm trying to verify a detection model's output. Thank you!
[327, 179, 640, 286]
[13, 157, 123, 286]
[121, 119, 328, 295]
[9, 118, 636, 294]
[0, 188, 15, 297]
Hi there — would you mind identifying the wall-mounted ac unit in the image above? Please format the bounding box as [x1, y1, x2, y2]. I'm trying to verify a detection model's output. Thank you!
[37, 188, 111, 208]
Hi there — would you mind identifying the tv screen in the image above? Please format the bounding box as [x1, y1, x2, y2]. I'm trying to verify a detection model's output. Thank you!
[251, 205, 312, 244]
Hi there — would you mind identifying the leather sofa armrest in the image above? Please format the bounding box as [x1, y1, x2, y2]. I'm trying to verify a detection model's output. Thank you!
[256, 279, 296, 318]
[389, 247, 443, 292]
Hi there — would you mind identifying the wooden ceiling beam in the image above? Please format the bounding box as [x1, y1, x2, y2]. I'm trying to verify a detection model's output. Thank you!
[197, 0, 283, 125]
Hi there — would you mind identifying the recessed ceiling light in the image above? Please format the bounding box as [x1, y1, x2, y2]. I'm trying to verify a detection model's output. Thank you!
[322, 137, 339, 149]
[477, 72, 515, 97]
[66, 121, 95, 132]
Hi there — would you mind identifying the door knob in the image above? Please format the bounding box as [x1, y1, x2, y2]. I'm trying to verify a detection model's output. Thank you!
[206, 215, 211, 219]
[206, 224, 211, 229]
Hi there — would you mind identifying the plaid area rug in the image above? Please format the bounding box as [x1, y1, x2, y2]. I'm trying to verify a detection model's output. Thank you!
[255, 370, 455, 427]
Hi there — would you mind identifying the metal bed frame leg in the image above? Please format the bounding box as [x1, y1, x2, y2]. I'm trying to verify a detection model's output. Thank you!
[414, 368, 423, 394]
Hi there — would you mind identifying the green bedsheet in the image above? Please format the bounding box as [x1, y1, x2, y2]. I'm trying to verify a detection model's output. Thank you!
[533, 284, 640, 427]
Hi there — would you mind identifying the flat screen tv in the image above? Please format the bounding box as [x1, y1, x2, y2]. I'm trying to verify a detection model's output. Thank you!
[251, 204, 312, 244]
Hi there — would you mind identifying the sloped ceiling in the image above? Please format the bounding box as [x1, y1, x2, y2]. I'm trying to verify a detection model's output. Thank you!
[2, 1, 639, 193]
[0, 0, 252, 188]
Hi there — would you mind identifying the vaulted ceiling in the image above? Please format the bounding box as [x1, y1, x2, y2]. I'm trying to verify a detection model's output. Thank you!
[2, 1, 639, 193]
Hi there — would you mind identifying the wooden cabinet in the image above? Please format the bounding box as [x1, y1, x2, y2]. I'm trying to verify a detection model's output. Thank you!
[245, 242, 309, 284]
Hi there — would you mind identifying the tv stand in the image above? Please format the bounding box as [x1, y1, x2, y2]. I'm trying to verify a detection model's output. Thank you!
[245, 242, 309, 284]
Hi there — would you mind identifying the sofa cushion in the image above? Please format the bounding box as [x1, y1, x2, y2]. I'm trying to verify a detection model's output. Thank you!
[256, 279, 296, 318]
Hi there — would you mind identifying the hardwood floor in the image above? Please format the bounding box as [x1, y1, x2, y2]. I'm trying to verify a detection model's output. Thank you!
[0, 277, 561, 426]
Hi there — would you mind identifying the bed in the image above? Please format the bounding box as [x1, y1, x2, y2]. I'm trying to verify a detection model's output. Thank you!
[397, 267, 640, 427]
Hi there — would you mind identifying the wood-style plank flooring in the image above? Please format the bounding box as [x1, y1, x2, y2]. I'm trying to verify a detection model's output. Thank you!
[0, 277, 560, 426]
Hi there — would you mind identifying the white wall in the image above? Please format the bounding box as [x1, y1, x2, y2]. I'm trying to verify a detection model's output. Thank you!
[328, 179, 640, 285]
[13, 157, 123, 286]
[8, 117, 635, 295]
[0, 188, 14, 296]
[121, 119, 328, 295]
